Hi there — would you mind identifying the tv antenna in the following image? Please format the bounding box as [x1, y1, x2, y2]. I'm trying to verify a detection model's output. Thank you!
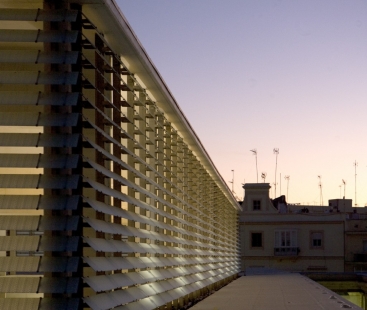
[261, 172, 267, 183]
[250, 149, 258, 182]
[342, 179, 346, 199]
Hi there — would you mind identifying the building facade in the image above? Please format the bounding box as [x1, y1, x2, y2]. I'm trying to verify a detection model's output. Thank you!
[0, 1, 240, 309]
[240, 183, 367, 273]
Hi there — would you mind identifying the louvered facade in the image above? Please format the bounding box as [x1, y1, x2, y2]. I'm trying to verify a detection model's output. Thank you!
[0, 1, 240, 309]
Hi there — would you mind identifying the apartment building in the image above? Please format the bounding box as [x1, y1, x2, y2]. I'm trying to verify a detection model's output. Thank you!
[0, 1, 240, 309]
[240, 183, 367, 273]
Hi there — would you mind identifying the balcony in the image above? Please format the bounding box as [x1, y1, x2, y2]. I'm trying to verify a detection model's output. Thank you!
[274, 247, 299, 256]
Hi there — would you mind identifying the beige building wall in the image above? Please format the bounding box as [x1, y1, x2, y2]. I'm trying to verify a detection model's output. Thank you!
[241, 183, 345, 273]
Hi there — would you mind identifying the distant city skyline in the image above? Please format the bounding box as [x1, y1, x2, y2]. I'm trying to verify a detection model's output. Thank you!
[117, 0, 367, 205]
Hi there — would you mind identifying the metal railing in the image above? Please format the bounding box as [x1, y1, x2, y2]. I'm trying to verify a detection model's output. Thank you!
[274, 247, 299, 256]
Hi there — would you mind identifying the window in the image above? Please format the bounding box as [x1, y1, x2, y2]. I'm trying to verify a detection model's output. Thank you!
[251, 232, 263, 248]
[310, 231, 324, 249]
[274, 229, 298, 256]
[253, 200, 261, 210]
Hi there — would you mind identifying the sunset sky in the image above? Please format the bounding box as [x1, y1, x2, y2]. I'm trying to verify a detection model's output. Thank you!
[117, 0, 367, 205]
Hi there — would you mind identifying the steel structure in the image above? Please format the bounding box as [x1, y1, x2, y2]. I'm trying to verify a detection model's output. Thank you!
[0, 1, 240, 309]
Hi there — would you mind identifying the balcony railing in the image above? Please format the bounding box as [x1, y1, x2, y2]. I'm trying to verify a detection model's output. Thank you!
[274, 247, 299, 256]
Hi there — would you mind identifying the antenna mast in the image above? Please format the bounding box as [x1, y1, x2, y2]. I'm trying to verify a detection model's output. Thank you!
[229, 169, 234, 192]
[354, 160, 358, 206]
[339, 184, 341, 199]
[261, 172, 267, 183]
[250, 149, 258, 183]
[342, 179, 346, 199]
[284, 175, 290, 200]
[273, 148, 279, 197]
[318, 175, 323, 206]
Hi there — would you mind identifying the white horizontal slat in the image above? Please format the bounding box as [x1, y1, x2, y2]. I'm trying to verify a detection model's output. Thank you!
[0, 195, 79, 210]
[85, 271, 233, 310]
[83, 256, 230, 273]
[84, 285, 155, 310]
[85, 198, 210, 244]
[83, 112, 234, 242]
[0, 9, 78, 22]
[113, 298, 154, 310]
[0, 215, 39, 230]
[85, 197, 158, 229]
[83, 158, 224, 243]
[0, 298, 40, 310]
[85, 193, 231, 251]
[0, 236, 40, 251]
[0, 257, 40, 272]
[0, 154, 79, 169]
[0, 30, 78, 43]
[84, 178, 173, 224]
[84, 266, 223, 293]
[0, 133, 79, 147]
[83, 122, 216, 235]
[0, 71, 78, 85]
[83, 236, 219, 257]
[85, 217, 174, 244]
[0, 50, 79, 64]
[83, 131, 229, 240]
[0, 277, 40, 293]
[86, 185, 230, 251]
[85, 217, 215, 249]
[0, 112, 79, 126]
[85, 138, 217, 234]
[0, 91, 79, 106]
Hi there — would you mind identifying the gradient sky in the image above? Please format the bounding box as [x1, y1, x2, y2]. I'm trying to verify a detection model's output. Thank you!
[117, 0, 367, 205]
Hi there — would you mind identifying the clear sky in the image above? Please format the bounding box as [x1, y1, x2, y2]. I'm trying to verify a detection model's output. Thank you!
[116, 0, 367, 205]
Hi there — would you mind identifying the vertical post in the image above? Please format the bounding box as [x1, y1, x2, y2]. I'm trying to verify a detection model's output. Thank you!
[112, 56, 122, 250]
[229, 169, 234, 192]
[318, 175, 323, 206]
[280, 173, 281, 196]
[94, 34, 106, 251]
[273, 148, 279, 197]
[354, 160, 358, 206]
[284, 175, 290, 201]
[250, 149, 258, 183]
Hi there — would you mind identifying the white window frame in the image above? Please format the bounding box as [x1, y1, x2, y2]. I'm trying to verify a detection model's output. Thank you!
[310, 231, 324, 249]
[274, 229, 298, 256]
